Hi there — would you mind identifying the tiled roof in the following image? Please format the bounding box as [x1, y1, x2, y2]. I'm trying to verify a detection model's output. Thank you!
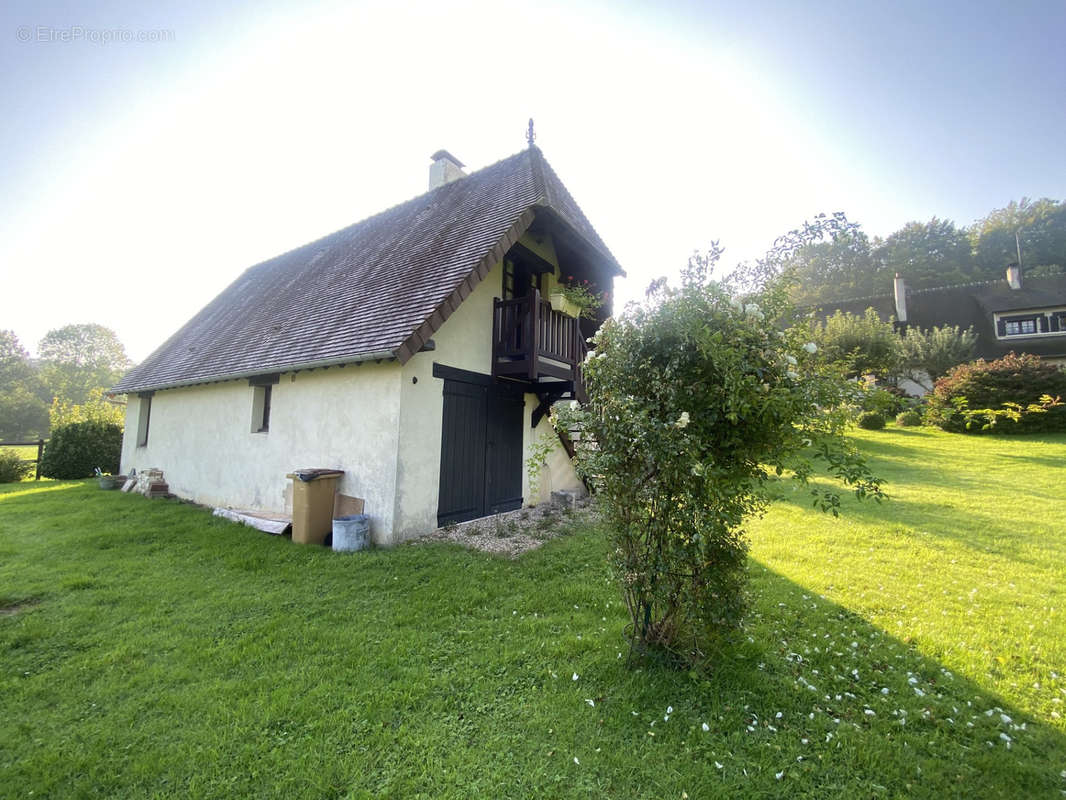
[113, 147, 621, 393]
[807, 274, 1066, 360]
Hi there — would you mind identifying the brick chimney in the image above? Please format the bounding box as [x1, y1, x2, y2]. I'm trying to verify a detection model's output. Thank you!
[1006, 262, 1022, 290]
[429, 150, 465, 190]
[893, 273, 907, 322]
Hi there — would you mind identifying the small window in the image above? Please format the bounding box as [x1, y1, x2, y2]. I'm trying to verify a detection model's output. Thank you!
[1005, 318, 1037, 336]
[136, 393, 153, 447]
[251, 384, 272, 433]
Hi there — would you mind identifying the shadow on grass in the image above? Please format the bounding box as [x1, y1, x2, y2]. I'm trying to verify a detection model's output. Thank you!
[770, 431, 1064, 561]
[673, 560, 1066, 795]
[994, 451, 1066, 469]
[770, 486, 1055, 566]
[2, 483, 1064, 797]
[843, 436, 987, 493]
[874, 426, 929, 437]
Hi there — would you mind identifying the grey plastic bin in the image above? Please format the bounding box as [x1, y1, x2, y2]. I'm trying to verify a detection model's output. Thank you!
[332, 514, 370, 552]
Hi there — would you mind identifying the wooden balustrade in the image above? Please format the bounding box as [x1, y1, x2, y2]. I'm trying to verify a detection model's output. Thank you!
[492, 289, 586, 393]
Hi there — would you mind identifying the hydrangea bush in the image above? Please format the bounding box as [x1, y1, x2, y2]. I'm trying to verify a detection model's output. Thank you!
[559, 251, 883, 668]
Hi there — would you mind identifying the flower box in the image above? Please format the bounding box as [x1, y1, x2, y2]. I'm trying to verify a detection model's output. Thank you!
[549, 291, 581, 319]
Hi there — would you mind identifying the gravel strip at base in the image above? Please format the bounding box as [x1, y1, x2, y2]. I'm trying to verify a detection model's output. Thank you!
[418, 499, 595, 558]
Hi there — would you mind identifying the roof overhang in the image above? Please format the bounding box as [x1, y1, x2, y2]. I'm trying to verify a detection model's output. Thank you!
[533, 204, 626, 279]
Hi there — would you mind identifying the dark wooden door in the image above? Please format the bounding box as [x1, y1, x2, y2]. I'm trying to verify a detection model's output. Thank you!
[437, 373, 524, 526]
[485, 390, 524, 514]
[438, 379, 488, 526]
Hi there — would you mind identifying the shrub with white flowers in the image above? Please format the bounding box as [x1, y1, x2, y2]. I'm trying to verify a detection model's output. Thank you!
[559, 249, 883, 669]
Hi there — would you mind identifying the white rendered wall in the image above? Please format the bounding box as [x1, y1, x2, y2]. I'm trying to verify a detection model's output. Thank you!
[392, 235, 584, 541]
[121, 362, 402, 542]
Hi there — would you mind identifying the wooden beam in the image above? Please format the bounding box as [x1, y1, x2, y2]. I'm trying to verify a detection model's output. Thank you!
[531, 387, 567, 428]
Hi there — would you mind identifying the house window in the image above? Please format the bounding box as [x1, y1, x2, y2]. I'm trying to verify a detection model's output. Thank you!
[251, 384, 272, 433]
[1004, 319, 1037, 336]
[136, 393, 153, 447]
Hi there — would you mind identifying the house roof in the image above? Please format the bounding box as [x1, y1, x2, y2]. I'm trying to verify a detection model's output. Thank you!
[806, 274, 1066, 361]
[113, 146, 622, 394]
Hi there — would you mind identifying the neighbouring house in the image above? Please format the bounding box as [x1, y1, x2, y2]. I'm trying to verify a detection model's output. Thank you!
[809, 266, 1066, 390]
[112, 145, 623, 545]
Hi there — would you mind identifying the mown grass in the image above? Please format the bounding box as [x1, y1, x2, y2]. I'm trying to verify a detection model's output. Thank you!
[1, 429, 1064, 798]
[0, 446, 38, 460]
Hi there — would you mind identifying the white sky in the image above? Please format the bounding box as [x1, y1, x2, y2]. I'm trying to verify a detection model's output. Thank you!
[2, 0, 1062, 361]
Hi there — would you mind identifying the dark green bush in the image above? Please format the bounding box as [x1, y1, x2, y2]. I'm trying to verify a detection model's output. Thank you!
[40, 421, 122, 479]
[924, 353, 1066, 433]
[895, 410, 922, 427]
[0, 450, 31, 483]
[857, 411, 886, 430]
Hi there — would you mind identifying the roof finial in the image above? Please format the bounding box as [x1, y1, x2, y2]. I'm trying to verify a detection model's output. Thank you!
[526, 118, 536, 148]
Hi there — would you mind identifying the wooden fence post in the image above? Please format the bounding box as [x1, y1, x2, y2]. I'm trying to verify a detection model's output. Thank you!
[35, 438, 43, 480]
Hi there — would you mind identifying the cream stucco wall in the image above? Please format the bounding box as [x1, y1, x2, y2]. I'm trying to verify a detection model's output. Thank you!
[392, 246, 582, 541]
[121, 230, 585, 546]
[521, 396, 584, 506]
[392, 256, 499, 538]
[121, 362, 402, 541]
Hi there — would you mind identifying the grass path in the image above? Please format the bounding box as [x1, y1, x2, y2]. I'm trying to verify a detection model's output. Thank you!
[1, 429, 1064, 798]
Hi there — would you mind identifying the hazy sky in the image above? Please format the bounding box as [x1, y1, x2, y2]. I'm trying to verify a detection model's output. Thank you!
[2, 0, 1063, 361]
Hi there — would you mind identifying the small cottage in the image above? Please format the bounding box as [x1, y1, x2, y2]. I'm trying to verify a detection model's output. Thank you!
[112, 145, 623, 544]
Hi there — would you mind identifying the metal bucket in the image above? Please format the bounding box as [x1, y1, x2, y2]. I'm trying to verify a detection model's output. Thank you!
[332, 514, 370, 552]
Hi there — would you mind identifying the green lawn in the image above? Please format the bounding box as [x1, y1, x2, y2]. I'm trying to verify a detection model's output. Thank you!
[1, 428, 1064, 798]
[0, 446, 39, 459]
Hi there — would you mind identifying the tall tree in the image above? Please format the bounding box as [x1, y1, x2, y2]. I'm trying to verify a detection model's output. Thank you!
[0, 329, 31, 383]
[786, 229, 879, 304]
[38, 324, 132, 405]
[970, 198, 1066, 279]
[0, 330, 50, 440]
[872, 218, 976, 289]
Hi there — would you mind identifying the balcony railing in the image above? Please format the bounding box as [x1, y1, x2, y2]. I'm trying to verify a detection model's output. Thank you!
[492, 289, 586, 399]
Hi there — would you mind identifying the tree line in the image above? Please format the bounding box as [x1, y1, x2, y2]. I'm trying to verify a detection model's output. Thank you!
[785, 197, 1066, 304]
[0, 324, 132, 441]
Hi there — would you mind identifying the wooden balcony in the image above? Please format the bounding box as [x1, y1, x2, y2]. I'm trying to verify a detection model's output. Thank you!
[492, 289, 587, 403]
